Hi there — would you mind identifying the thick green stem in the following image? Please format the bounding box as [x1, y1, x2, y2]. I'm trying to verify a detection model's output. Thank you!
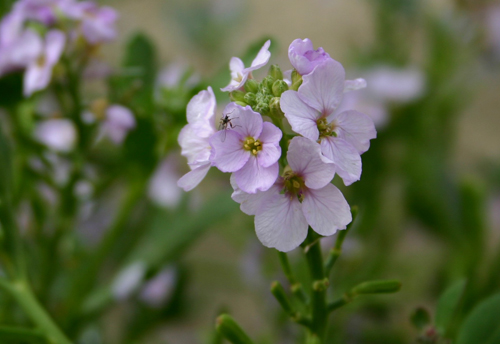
[304, 229, 328, 341]
[0, 326, 47, 343]
[0, 279, 71, 344]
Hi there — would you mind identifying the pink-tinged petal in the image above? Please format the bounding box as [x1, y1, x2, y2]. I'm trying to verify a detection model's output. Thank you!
[245, 39, 271, 72]
[177, 162, 211, 191]
[24, 64, 50, 96]
[320, 137, 361, 186]
[302, 183, 351, 236]
[230, 175, 280, 215]
[257, 143, 280, 168]
[287, 137, 335, 189]
[178, 125, 210, 165]
[299, 59, 345, 116]
[259, 122, 282, 144]
[45, 30, 65, 65]
[9, 29, 43, 68]
[221, 57, 247, 92]
[209, 130, 249, 172]
[234, 157, 278, 193]
[186, 87, 216, 136]
[229, 105, 263, 138]
[255, 194, 308, 252]
[344, 78, 367, 93]
[288, 38, 331, 75]
[332, 110, 376, 154]
[281, 90, 319, 140]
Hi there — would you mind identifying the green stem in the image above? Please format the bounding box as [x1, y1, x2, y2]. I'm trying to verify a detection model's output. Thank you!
[304, 229, 328, 341]
[0, 279, 71, 344]
[0, 326, 47, 343]
[278, 251, 308, 304]
[324, 206, 358, 276]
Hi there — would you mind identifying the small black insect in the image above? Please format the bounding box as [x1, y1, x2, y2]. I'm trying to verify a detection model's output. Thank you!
[218, 110, 239, 142]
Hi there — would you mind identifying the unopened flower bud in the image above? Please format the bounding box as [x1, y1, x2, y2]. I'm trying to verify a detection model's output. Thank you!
[262, 75, 275, 92]
[234, 101, 248, 107]
[244, 92, 257, 106]
[269, 97, 283, 117]
[230, 90, 246, 102]
[269, 64, 283, 80]
[351, 279, 401, 295]
[244, 79, 259, 93]
[216, 314, 253, 344]
[291, 70, 303, 91]
[272, 80, 288, 97]
[271, 281, 295, 316]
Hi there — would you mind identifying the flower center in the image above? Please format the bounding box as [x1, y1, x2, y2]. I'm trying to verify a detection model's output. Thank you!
[243, 137, 262, 156]
[37, 55, 46, 67]
[282, 166, 306, 202]
[317, 118, 337, 139]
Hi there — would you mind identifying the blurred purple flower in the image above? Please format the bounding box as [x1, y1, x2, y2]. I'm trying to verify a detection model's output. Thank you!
[70, 1, 118, 44]
[139, 266, 177, 308]
[101, 105, 136, 144]
[34, 118, 76, 152]
[148, 155, 182, 209]
[24, 30, 65, 96]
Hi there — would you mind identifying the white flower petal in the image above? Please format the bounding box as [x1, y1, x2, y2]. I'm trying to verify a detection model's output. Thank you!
[186, 87, 216, 136]
[177, 162, 211, 191]
[320, 137, 361, 186]
[246, 39, 271, 72]
[287, 137, 335, 189]
[255, 194, 308, 252]
[299, 59, 345, 116]
[230, 175, 279, 215]
[333, 110, 376, 154]
[281, 90, 319, 140]
[302, 183, 351, 236]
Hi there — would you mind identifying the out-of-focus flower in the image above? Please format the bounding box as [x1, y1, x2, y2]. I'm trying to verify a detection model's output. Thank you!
[34, 118, 76, 152]
[336, 66, 425, 128]
[101, 105, 136, 144]
[0, 11, 41, 76]
[24, 30, 65, 96]
[486, 5, 500, 58]
[221, 40, 271, 92]
[148, 155, 182, 209]
[157, 62, 200, 89]
[139, 266, 177, 308]
[83, 58, 112, 79]
[177, 87, 217, 191]
[209, 103, 281, 193]
[112, 262, 146, 300]
[281, 59, 376, 185]
[75, 2, 118, 44]
[288, 38, 331, 76]
[232, 137, 351, 252]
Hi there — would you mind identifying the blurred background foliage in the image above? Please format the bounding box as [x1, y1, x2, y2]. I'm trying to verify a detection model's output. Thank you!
[1, 0, 500, 343]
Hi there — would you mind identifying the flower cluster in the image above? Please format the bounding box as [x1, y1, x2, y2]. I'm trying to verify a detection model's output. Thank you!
[178, 38, 377, 251]
[0, 0, 117, 96]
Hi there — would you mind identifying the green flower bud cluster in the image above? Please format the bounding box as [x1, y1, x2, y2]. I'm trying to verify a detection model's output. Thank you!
[228, 64, 289, 118]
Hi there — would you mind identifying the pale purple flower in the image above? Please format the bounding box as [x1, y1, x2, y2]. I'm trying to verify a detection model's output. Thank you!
[24, 30, 65, 96]
[112, 262, 146, 300]
[232, 137, 351, 252]
[101, 105, 136, 144]
[209, 103, 282, 193]
[221, 40, 271, 92]
[77, 2, 118, 44]
[0, 11, 42, 76]
[34, 118, 76, 152]
[288, 38, 331, 76]
[281, 59, 376, 186]
[148, 155, 182, 209]
[177, 87, 217, 191]
[139, 266, 177, 308]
